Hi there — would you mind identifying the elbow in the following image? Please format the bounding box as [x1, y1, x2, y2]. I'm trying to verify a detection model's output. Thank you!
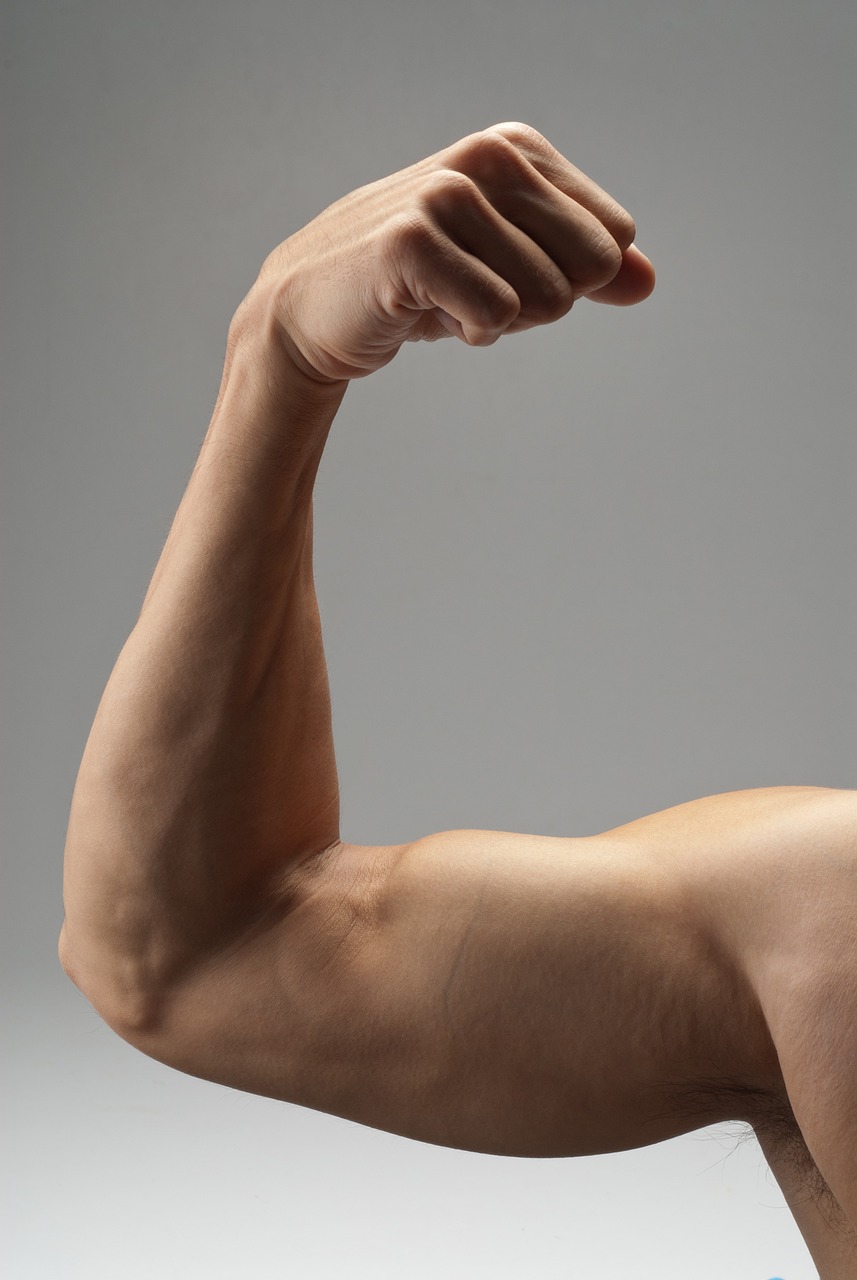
[58, 921, 163, 1039]
[58, 922, 91, 1002]
[58, 921, 75, 982]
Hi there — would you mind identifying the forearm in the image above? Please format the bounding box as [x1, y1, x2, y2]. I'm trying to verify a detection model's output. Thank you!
[60, 289, 348, 1017]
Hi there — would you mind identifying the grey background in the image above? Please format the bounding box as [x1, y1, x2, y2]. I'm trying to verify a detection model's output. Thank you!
[4, 0, 855, 1277]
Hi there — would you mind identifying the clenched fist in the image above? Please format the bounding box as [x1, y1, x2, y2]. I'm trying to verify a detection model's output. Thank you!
[250, 122, 656, 384]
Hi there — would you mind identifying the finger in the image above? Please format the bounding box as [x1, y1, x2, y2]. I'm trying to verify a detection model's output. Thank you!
[585, 245, 656, 306]
[467, 171, 628, 306]
[443, 127, 641, 307]
[394, 216, 522, 345]
[452, 123, 637, 252]
[427, 177, 579, 330]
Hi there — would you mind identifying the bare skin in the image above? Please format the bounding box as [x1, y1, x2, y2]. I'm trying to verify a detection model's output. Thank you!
[59, 122, 857, 1276]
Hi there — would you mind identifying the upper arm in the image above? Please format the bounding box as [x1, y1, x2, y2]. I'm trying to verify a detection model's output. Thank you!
[106, 825, 761, 1158]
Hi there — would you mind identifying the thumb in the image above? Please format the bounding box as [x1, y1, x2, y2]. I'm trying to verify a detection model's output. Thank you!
[585, 244, 656, 307]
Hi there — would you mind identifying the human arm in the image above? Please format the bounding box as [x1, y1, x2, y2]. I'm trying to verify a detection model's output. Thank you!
[59, 119, 857, 1275]
[58, 123, 767, 1164]
[59, 122, 782, 1166]
[59, 120, 653, 1025]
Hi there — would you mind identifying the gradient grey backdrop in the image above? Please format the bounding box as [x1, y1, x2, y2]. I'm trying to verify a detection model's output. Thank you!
[4, 1, 855, 1277]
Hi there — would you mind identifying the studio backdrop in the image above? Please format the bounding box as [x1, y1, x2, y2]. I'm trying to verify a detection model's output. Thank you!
[3, 1, 855, 1277]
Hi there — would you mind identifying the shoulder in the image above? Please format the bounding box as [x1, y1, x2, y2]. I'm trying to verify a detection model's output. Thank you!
[601, 784, 857, 1087]
[599, 784, 857, 968]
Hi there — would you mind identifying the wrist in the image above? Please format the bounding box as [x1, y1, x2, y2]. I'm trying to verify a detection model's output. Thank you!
[230, 279, 349, 396]
[210, 283, 349, 474]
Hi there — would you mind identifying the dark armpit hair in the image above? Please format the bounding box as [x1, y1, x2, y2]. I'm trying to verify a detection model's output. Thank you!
[646, 1074, 856, 1245]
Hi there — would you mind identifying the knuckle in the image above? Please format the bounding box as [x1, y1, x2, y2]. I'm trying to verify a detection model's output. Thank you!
[610, 205, 637, 251]
[387, 210, 437, 258]
[446, 123, 553, 189]
[466, 327, 504, 348]
[580, 227, 623, 286]
[487, 288, 521, 328]
[451, 128, 520, 177]
[418, 168, 482, 218]
[536, 275, 576, 323]
[487, 120, 547, 151]
[470, 285, 520, 338]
